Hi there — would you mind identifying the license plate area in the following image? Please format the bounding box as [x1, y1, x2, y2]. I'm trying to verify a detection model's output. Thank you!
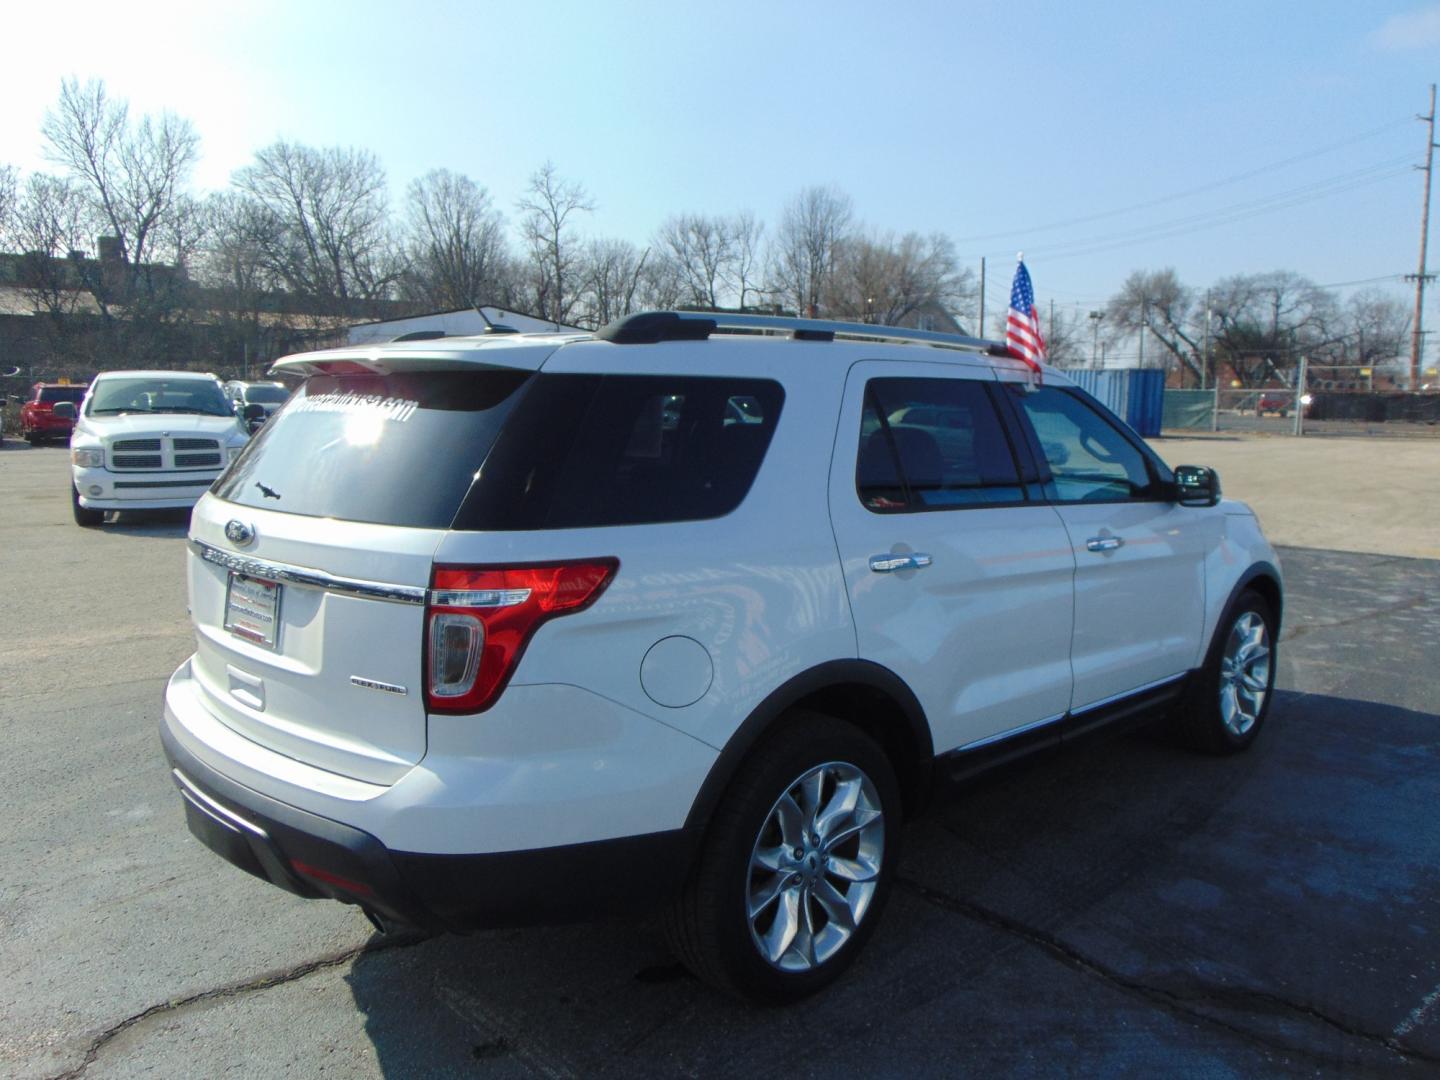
[224, 572, 283, 651]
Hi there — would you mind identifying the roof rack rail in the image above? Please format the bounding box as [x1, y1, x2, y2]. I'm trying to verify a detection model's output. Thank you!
[594, 310, 1011, 356]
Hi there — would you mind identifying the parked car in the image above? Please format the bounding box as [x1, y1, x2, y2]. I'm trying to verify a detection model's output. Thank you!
[20, 382, 88, 444]
[223, 380, 291, 430]
[160, 311, 1282, 1003]
[1257, 393, 1291, 418]
[67, 370, 251, 526]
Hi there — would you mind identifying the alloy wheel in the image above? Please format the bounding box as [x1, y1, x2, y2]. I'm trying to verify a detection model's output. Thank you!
[746, 761, 885, 972]
[1219, 610, 1271, 736]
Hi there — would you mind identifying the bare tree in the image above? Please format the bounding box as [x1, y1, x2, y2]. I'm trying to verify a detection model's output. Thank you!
[1041, 307, 1087, 367]
[658, 213, 735, 308]
[1340, 290, 1409, 368]
[42, 79, 199, 273]
[578, 238, 650, 326]
[36, 79, 205, 365]
[517, 161, 593, 325]
[1107, 268, 1207, 384]
[0, 165, 17, 247]
[233, 140, 401, 316]
[401, 169, 512, 310]
[634, 252, 688, 312]
[826, 231, 970, 326]
[7, 173, 94, 367]
[193, 191, 300, 375]
[771, 185, 853, 316]
[732, 211, 766, 311]
[1207, 271, 1338, 387]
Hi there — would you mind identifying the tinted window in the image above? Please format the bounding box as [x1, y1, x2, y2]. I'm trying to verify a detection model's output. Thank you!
[458, 374, 784, 530]
[214, 371, 530, 528]
[1012, 387, 1160, 502]
[88, 377, 231, 417]
[244, 385, 289, 404]
[857, 378, 1024, 512]
[38, 386, 86, 404]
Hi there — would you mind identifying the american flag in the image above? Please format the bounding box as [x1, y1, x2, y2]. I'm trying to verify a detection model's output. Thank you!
[1006, 260, 1046, 379]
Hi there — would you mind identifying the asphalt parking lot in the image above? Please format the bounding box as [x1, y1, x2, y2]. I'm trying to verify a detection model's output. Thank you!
[2, 441, 1438, 1078]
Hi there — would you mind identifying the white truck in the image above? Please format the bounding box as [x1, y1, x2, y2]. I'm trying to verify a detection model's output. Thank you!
[65, 370, 252, 526]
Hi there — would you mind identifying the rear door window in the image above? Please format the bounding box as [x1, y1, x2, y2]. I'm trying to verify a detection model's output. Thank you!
[856, 377, 1025, 512]
[458, 374, 784, 530]
[214, 371, 531, 528]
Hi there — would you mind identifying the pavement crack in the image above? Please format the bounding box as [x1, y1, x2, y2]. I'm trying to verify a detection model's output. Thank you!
[896, 876, 1439, 1068]
[1285, 592, 1430, 640]
[46, 930, 432, 1080]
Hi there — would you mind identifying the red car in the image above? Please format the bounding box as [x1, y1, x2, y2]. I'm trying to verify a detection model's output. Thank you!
[21, 382, 88, 444]
[1257, 393, 1292, 418]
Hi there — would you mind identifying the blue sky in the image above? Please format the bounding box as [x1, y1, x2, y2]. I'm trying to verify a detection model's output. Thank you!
[3, 0, 1438, 323]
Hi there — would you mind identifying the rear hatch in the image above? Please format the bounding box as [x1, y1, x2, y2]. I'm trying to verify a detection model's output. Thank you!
[186, 343, 557, 784]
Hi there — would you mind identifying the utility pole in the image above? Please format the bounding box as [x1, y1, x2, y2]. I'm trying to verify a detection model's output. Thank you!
[1202, 290, 1212, 390]
[978, 257, 986, 337]
[1409, 83, 1438, 392]
[1293, 355, 1308, 437]
[1139, 297, 1147, 368]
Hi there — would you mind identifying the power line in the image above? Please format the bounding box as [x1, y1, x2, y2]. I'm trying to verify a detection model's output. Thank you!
[1020, 163, 1413, 263]
[1312, 273, 1406, 289]
[953, 117, 1414, 245]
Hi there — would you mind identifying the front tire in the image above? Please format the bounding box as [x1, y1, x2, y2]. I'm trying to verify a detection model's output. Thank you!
[1175, 590, 1276, 754]
[72, 485, 104, 527]
[664, 713, 901, 1003]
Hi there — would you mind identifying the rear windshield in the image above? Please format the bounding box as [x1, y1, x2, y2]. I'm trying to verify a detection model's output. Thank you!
[213, 370, 784, 531]
[213, 371, 530, 528]
[38, 386, 86, 404]
[88, 378, 231, 417]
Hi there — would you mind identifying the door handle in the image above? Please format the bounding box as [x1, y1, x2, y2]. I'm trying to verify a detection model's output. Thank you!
[870, 552, 933, 573]
[1086, 536, 1124, 553]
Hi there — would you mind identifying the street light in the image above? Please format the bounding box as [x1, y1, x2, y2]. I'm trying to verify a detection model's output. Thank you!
[1088, 310, 1105, 369]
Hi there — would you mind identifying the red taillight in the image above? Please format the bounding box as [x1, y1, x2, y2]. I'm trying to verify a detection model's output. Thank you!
[424, 560, 618, 713]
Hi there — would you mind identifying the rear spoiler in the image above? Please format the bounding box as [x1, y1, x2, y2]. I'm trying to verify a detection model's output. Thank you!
[270, 333, 590, 377]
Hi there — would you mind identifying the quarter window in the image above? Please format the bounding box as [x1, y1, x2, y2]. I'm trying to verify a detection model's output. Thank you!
[459, 374, 784, 530]
[856, 378, 1025, 512]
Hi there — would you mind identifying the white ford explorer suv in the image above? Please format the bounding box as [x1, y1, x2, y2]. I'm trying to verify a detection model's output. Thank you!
[68, 370, 251, 526]
[160, 311, 1282, 1003]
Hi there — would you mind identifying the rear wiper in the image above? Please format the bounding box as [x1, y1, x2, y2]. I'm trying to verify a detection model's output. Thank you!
[255, 482, 281, 500]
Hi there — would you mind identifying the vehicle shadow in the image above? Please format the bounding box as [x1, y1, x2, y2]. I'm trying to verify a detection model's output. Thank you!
[102, 509, 192, 538]
[342, 690, 1440, 1077]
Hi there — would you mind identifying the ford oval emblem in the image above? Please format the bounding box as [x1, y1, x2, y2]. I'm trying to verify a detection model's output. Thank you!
[225, 520, 255, 546]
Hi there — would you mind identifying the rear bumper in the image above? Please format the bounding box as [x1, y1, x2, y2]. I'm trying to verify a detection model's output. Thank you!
[161, 708, 690, 933]
[24, 418, 72, 436]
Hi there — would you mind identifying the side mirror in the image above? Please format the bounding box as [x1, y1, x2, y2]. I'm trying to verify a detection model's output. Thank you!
[241, 402, 267, 433]
[1173, 464, 1221, 507]
[52, 401, 77, 420]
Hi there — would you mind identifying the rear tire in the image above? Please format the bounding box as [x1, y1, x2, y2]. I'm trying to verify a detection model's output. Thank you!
[72, 485, 103, 527]
[1174, 590, 1276, 754]
[663, 712, 901, 1004]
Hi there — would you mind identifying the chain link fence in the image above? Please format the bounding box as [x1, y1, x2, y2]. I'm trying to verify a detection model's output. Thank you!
[1163, 386, 1440, 437]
